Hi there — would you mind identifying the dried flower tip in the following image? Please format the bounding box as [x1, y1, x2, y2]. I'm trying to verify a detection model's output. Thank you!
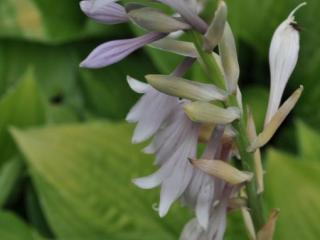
[80, 0, 128, 25]
[204, 0, 228, 51]
[247, 108, 264, 194]
[128, 7, 191, 33]
[265, 3, 306, 124]
[219, 23, 240, 93]
[150, 38, 198, 58]
[257, 209, 280, 240]
[184, 101, 241, 124]
[146, 75, 227, 102]
[190, 159, 253, 185]
[248, 86, 303, 152]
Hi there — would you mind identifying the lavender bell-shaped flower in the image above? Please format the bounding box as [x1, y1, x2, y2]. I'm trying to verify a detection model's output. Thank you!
[80, 0, 129, 24]
[126, 58, 195, 143]
[133, 101, 200, 217]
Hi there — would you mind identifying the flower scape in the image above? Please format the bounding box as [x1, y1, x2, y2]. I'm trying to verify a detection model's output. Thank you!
[80, 0, 306, 239]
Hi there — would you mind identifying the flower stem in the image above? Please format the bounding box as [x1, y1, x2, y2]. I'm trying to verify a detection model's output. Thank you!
[191, 31, 266, 231]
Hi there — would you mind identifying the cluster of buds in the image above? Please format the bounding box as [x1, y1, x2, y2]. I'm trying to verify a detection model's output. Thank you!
[80, 0, 305, 239]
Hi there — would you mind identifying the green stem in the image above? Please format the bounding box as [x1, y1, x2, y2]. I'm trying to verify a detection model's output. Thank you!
[191, 31, 266, 231]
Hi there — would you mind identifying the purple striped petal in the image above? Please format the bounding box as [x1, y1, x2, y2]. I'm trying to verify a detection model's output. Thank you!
[157, 0, 207, 33]
[80, 0, 129, 24]
[80, 32, 166, 68]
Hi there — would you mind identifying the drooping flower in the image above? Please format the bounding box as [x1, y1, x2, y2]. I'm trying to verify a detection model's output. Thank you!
[133, 101, 200, 216]
[265, 3, 306, 124]
[126, 58, 195, 143]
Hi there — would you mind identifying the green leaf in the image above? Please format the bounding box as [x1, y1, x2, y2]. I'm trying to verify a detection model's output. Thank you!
[0, 157, 23, 207]
[296, 120, 320, 161]
[0, 0, 118, 43]
[265, 122, 320, 239]
[0, 40, 79, 100]
[11, 122, 190, 239]
[0, 211, 44, 240]
[0, 70, 46, 165]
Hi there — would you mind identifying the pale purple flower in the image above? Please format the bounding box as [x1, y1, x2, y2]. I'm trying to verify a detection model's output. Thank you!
[133, 102, 200, 216]
[126, 58, 195, 143]
[80, 0, 128, 25]
[126, 78, 179, 143]
[180, 185, 236, 240]
[80, 32, 166, 68]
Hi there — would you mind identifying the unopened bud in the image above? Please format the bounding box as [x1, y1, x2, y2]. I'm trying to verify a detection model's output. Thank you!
[204, 1, 228, 50]
[190, 159, 253, 185]
[184, 101, 241, 124]
[146, 75, 227, 101]
[128, 7, 190, 33]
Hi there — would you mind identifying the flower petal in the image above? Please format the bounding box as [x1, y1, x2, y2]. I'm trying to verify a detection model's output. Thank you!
[265, 3, 305, 124]
[196, 176, 215, 229]
[80, 32, 165, 68]
[127, 76, 150, 94]
[80, 0, 128, 24]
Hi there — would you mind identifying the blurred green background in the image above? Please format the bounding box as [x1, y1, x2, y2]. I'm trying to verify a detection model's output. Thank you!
[0, 0, 319, 239]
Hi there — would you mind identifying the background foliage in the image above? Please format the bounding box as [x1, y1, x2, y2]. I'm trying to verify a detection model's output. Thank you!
[0, 0, 319, 239]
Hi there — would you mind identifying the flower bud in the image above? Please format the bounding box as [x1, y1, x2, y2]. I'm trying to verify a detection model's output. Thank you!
[190, 159, 253, 185]
[184, 101, 241, 124]
[204, 1, 228, 51]
[128, 7, 191, 33]
[145, 74, 227, 102]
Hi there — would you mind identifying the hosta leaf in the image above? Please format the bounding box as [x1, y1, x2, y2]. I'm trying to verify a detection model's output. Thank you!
[0, 0, 117, 43]
[11, 122, 191, 239]
[0, 40, 79, 100]
[0, 157, 23, 207]
[0, 70, 46, 166]
[296, 120, 320, 161]
[265, 122, 320, 239]
[0, 211, 44, 240]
